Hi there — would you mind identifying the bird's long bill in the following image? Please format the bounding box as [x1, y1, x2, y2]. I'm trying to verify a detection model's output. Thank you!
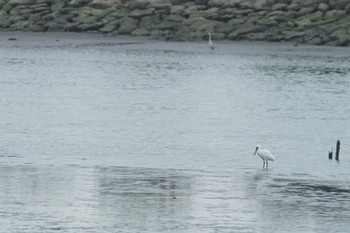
[253, 147, 258, 155]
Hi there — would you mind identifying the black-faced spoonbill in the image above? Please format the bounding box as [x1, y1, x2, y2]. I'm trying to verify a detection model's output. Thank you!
[254, 145, 275, 169]
[208, 32, 214, 50]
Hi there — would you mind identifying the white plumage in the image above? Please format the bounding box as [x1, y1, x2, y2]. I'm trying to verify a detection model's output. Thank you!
[254, 145, 275, 169]
[208, 32, 214, 50]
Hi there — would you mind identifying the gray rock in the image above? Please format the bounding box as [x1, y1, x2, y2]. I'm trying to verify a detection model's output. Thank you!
[271, 3, 288, 11]
[117, 17, 138, 34]
[239, 2, 254, 9]
[9, 14, 25, 23]
[166, 14, 185, 22]
[227, 24, 267, 39]
[246, 32, 270, 41]
[183, 5, 206, 16]
[305, 36, 323, 45]
[10, 20, 29, 30]
[216, 24, 238, 34]
[149, 1, 171, 10]
[105, 9, 129, 20]
[292, 0, 327, 7]
[278, 0, 292, 4]
[170, 0, 192, 5]
[89, 0, 119, 9]
[267, 34, 285, 42]
[51, 2, 66, 12]
[8, 0, 32, 5]
[189, 7, 219, 19]
[45, 21, 64, 31]
[0, 11, 7, 17]
[0, 15, 10, 27]
[298, 7, 316, 15]
[157, 20, 178, 30]
[287, 4, 300, 11]
[345, 4, 350, 13]
[324, 9, 346, 18]
[138, 15, 161, 30]
[131, 28, 151, 36]
[257, 18, 278, 26]
[125, 1, 149, 10]
[318, 3, 329, 11]
[329, 0, 350, 10]
[170, 5, 185, 15]
[208, 0, 241, 8]
[67, 0, 91, 7]
[284, 31, 305, 40]
[99, 19, 119, 33]
[195, 0, 208, 4]
[129, 8, 155, 19]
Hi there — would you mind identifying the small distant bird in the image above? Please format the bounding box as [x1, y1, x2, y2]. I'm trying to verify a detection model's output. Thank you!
[254, 145, 275, 169]
[208, 32, 214, 50]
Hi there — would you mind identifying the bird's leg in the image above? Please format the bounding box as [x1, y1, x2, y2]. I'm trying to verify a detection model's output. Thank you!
[263, 160, 265, 169]
[266, 160, 268, 169]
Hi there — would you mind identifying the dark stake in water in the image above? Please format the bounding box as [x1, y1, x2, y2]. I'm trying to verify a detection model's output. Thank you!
[0, 32, 350, 233]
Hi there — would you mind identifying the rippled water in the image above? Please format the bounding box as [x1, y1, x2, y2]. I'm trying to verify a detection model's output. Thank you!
[0, 32, 350, 232]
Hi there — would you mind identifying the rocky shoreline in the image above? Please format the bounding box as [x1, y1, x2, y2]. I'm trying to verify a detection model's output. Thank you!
[0, 0, 350, 46]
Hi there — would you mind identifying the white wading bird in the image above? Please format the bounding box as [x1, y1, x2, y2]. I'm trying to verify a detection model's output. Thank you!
[208, 32, 214, 50]
[254, 145, 275, 169]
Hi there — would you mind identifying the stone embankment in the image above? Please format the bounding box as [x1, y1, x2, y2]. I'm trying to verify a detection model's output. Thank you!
[0, 0, 350, 45]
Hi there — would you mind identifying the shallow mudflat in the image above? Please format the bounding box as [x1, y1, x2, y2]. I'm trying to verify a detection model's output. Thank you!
[0, 32, 350, 232]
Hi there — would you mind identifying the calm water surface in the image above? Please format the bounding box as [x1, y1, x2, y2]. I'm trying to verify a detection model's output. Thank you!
[0, 32, 350, 232]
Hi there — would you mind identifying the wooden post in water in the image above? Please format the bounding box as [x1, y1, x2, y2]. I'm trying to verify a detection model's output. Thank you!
[328, 148, 333, 160]
[335, 140, 340, 161]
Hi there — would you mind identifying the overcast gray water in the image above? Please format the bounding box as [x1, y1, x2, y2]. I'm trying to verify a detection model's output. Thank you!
[0, 32, 350, 232]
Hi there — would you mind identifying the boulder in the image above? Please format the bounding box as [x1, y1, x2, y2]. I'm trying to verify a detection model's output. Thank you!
[8, 0, 32, 5]
[253, 0, 270, 10]
[189, 7, 219, 18]
[149, 1, 171, 10]
[292, 0, 327, 7]
[88, 0, 120, 9]
[0, 15, 10, 27]
[286, 4, 300, 11]
[117, 16, 138, 34]
[44, 21, 64, 31]
[131, 28, 151, 36]
[208, 0, 242, 7]
[2, 4, 13, 13]
[284, 31, 306, 40]
[246, 32, 270, 41]
[170, 5, 185, 14]
[227, 23, 267, 39]
[125, 1, 149, 10]
[99, 19, 119, 33]
[298, 7, 316, 15]
[318, 3, 329, 11]
[163, 14, 185, 22]
[329, 0, 350, 10]
[271, 3, 288, 11]
[0, 11, 7, 16]
[345, 4, 350, 13]
[139, 15, 161, 30]
[324, 9, 346, 19]
[195, 0, 208, 4]
[129, 8, 155, 19]
[170, 0, 192, 5]
[157, 20, 178, 30]
[67, 0, 92, 7]
[51, 2, 66, 11]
